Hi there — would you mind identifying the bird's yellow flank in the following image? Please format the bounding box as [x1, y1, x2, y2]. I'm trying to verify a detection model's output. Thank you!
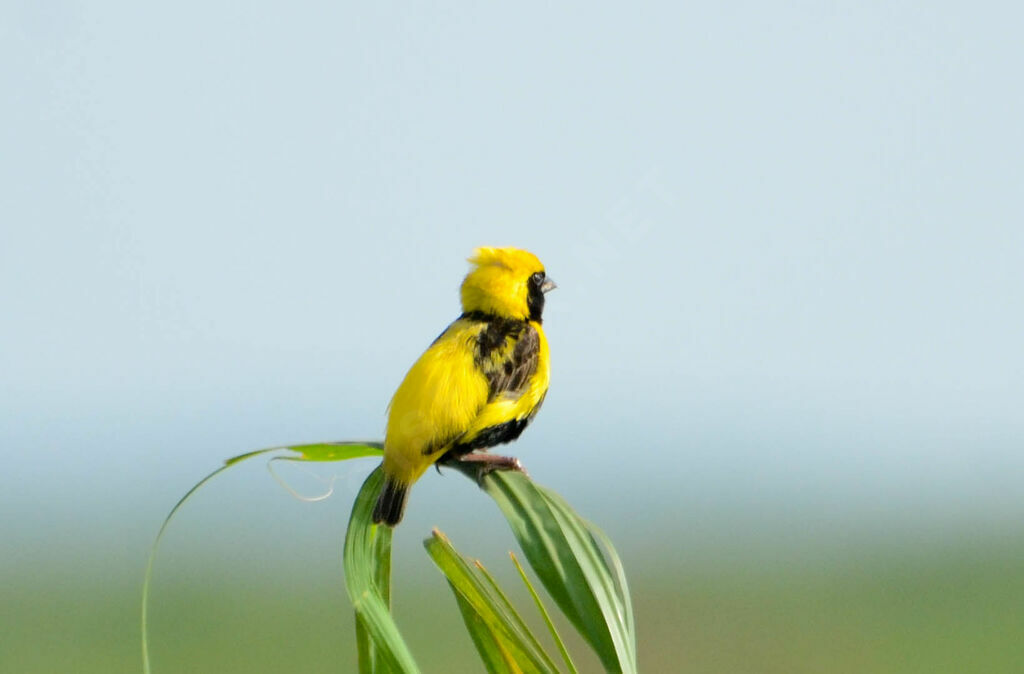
[372, 247, 556, 525]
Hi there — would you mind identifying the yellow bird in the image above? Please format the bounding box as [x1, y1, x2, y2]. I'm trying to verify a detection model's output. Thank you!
[372, 247, 556, 526]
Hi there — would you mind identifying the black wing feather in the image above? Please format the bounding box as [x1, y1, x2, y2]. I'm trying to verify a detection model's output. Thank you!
[438, 315, 542, 456]
[480, 322, 539, 399]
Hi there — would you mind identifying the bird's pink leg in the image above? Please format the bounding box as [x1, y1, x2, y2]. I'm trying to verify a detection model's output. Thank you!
[438, 452, 527, 484]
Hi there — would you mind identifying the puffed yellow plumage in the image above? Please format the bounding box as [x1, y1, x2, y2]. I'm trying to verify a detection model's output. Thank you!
[372, 247, 555, 526]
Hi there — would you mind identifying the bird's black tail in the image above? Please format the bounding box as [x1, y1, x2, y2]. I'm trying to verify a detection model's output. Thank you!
[372, 477, 409, 526]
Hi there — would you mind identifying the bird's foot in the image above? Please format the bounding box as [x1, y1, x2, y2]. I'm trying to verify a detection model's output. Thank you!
[444, 452, 527, 486]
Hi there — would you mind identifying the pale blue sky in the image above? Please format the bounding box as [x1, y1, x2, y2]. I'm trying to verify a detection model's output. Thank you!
[2, 2, 1022, 566]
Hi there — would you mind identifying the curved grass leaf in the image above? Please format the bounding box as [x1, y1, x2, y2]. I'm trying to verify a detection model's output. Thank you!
[225, 440, 384, 465]
[344, 468, 420, 674]
[142, 441, 383, 673]
[587, 523, 636, 650]
[482, 471, 638, 674]
[424, 530, 559, 674]
[451, 587, 521, 674]
[473, 558, 560, 673]
[510, 552, 579, 674]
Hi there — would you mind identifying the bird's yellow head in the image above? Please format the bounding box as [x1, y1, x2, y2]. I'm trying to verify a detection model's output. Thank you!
[460, 247, 556, 322]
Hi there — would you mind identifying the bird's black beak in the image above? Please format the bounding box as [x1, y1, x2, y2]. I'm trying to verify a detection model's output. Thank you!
[541, 278, 557, 293]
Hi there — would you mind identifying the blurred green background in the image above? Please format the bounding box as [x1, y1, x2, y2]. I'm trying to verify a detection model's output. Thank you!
[3, 2, 1023, 672]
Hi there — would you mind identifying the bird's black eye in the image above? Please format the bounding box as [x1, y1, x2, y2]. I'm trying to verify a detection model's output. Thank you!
[530, 271, 545, 286]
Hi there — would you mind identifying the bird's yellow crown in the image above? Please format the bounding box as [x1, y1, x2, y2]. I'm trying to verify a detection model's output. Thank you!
[460, 247, 546, 320]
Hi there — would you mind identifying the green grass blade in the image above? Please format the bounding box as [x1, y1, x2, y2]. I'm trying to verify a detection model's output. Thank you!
[450, 584, 521, 674]
[483, 471, 637, 674]
[344, 467, 420, 674]
[543, 492, 636, 671]
[586, 522, 636, 655]
[142, 462, 232, 674]
[473, 559, 561, 672]
[424, 530, 559, 674]
[143, 440, 384, 673]
[227, 440, 384, 465]
[355, 616, 373, 673]
[510, 552, 579, 674]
